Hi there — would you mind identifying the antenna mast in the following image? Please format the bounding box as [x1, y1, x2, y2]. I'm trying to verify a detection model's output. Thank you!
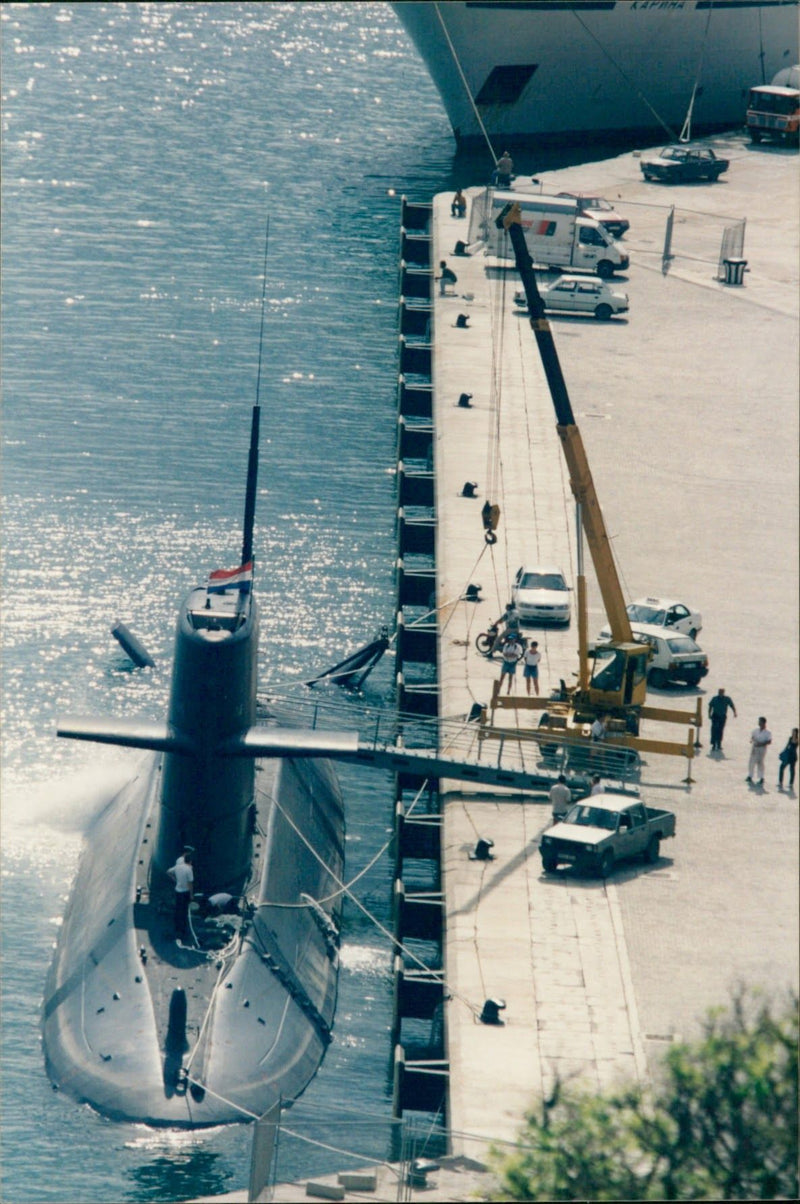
[241, 217, 270, 569]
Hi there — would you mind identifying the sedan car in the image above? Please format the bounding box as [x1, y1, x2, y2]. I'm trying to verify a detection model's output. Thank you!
[598, 596, 702, 640]
[641, 145, 729, 183]
[511, 565, 572, 624]
[556, 192, 630, 238]
[628, 623, 709, 688]
[514, 275, 628, 320]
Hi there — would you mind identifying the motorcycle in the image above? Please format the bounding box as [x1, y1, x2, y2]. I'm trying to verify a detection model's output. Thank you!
[475, 622, 527, 658]
[475, 622, 501, 657]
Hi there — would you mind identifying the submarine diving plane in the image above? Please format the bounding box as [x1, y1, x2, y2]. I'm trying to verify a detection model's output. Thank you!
[43, 404, 358, 1126]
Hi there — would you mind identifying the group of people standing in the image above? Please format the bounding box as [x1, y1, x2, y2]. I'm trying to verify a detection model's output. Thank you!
[499, 632, 541, 696]
[708, 688, 797, 789]
[489, 605, 542, 696]
[745, 717, 798, 790]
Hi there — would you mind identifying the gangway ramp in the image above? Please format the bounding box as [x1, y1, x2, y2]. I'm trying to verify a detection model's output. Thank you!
[261, 690, 638, 793]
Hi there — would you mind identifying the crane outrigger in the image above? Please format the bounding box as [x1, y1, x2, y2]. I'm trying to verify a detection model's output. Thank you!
[480, 203, 701, 775]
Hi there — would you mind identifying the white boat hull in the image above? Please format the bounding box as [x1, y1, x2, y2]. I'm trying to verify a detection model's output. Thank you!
[394, 0, 799, 146]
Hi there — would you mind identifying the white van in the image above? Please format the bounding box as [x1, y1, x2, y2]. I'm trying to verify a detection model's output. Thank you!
[470, 189, 629, 278]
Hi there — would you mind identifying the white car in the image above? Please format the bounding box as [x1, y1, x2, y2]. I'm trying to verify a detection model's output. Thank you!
[627, 622, 709, 688]
[599, 597, 702, 641]
[515, 275, 628, 320]
[511, 565, 571, 625]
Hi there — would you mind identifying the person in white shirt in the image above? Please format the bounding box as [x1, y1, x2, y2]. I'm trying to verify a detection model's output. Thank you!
[590, 774, 605, 796]
[175, 844, 194, 871]
[499, 635, 524, 694]
[167, 850, 194, 944]
[746, 716, 772, 785]
[523, 640, 542, 696]
[549, 774, 572, 821]
[590, 715, 607, 741]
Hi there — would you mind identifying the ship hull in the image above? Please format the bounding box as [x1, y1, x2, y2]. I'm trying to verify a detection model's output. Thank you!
[43, 749, 344, 1126]
[394, 0, 799, 148]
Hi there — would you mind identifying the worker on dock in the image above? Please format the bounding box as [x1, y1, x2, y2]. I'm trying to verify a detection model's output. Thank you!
[451, 188, 467, 217]
[590, 714, 607, 741]
[708, 687, 737, 751]
[549, 774, 572, 821]
[499, 633, 524, 693]
[523, 640, 541, 696]
[746, 716, 772, 785]
[493, 150, 514, 187]
[437, 260, 457, 296]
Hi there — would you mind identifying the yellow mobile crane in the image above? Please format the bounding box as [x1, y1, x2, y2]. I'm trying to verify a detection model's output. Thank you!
[483, 203, 700, 770]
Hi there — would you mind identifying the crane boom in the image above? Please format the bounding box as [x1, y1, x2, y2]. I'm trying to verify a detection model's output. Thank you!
[500, 204, 633, 645]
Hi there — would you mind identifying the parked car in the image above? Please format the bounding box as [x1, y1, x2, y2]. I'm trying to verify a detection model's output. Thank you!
[599, 596, 702, 640]
[540, 795, 675, 877]
[556, 192, 630, 238]
[601, 621, 708, 688]
[514, 275, 629, 320]
[511, 564, 572, 624]
[640, 145, 729, 183]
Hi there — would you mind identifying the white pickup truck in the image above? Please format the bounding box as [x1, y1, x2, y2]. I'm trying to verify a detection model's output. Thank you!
[540, 795, 675, 878]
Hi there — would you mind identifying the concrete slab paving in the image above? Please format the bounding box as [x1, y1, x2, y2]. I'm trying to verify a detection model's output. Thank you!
[431, 131, 798, 1157]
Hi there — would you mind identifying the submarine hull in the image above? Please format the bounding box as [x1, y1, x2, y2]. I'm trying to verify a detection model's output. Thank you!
[43, 749, 345, 1126]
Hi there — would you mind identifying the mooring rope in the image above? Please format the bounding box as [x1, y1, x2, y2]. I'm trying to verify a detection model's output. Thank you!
[433, 1, 498, 164]
[571, 9, 678, 142]
[679, 3, 714, 142]
[263, 789, 484, 1019]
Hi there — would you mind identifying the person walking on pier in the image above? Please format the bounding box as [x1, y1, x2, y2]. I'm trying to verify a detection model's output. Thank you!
[746, 717, 772, 785]
[549, 774, 571, 821]
[778, 728, 798, 790]
[708, 687, 737, 750]
[523, 640, 541, 696]
[499, 634, 524, 694]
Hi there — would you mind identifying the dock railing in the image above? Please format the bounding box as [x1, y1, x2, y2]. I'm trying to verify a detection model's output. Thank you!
[260, 688, 642, 788]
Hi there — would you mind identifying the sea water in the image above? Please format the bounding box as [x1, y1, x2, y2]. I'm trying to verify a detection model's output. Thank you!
[1, 4, 458, 1200]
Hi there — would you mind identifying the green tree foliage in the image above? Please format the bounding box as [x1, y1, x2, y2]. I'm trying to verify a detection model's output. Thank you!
[493, 988, 798, 1201]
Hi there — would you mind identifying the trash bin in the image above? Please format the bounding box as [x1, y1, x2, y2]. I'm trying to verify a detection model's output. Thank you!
[723, 257, 747, 285]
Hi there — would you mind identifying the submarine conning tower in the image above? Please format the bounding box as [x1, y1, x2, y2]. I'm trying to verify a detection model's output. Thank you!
[154, 582, 258, 895]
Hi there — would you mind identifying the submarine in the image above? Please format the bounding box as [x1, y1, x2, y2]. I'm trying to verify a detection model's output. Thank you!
[42, 404, 359, 1126]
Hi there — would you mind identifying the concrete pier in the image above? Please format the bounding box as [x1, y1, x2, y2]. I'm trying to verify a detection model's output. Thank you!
[425, 133, 798, 1152]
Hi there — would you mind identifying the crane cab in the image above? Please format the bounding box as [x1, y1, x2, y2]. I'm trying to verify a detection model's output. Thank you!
[584, 641, 650, 713]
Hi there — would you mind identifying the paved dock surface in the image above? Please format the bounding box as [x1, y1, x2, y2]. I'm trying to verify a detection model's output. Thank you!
[197, 132, 797, 1201]
[430, 131, 798, 1152]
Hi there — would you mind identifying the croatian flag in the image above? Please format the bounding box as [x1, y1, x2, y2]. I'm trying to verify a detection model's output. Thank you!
[207, 561, 253, 594]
